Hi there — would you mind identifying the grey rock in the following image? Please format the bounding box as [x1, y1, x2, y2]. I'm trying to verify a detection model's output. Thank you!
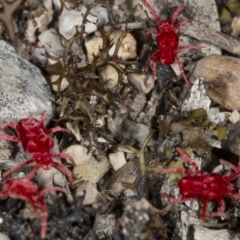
[0, 40, 53, 123]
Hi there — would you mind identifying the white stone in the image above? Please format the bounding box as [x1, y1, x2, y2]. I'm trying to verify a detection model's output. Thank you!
[192, 225, 234, 240]
[97, 137, 107, 143]
[63, 144, 91, 165]
[50, 75, 69, 92]
[98, 65, 119, 90]
[75, 181, 102, 207]
[38, 28, 64, 57]
[59, 5, 108, 40]
[128, 73, 155, 94]
[123, 188, 135, 197]
[181, 79, 211, 112]
[228, 110, 240, 124]
[108, 31, 137, 60]
[108, 117, 152, 148]
[85, 36, 103, 63]
[73, 156, 110, 184]
[59, 8, 84, 40]
[42, 0, 52, 10]
[52, 0, 61, 10]
[109, 151, 126, 171]
[30, 48, 48, 65]
[66, 122, 82, 141]
[0, 233, 10, 240]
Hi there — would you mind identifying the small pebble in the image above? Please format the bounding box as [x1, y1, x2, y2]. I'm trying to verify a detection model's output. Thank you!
[108, 109, 113, 115]
[73, 156, 110, 184]
[109, 151, 126, 171]
[0, 233, 10, 240]
[75, 181, 102, 207]
[228, 110, 240, 124]
[97, 137, 107, 143]
[63, 144, 91, 165]
[148, 101, 153, 106]
[139, 112, 145, 118]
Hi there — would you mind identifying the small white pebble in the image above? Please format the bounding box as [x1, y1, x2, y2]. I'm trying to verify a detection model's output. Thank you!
[112, 5, 119, 10]
[228, 109, 240, 124]
[120, 108, 127, 114]
[109, 151, 126, 171]
[114, 0, 125, 5]
[18, 172, 26, 178]
[148, 101, 153, 106]
[63, 144, 91, 165]
[139, 112, 145, 118]
[124, 188, 135, 197]
[108, 109, 113, 115]
[96, 118, 105, 126]
[0, 233, 9, 240]
[0, 217, 3, 224]
[90, 96, 97, 105]
[107, 117, 113, 123]
[97, 137, 107, 143]
[208, 107, 219, 116]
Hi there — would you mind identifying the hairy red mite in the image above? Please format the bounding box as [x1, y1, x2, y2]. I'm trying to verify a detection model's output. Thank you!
[155, 147, 240, 219]
[142, 0, 203, 84]
[0, 177, 66, 238]
[0, 111, 76, 188]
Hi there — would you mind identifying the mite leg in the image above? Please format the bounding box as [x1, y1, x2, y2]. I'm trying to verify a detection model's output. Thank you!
[176, 148, 200, 175]
[162, 193, 192, 203]
[47, 126, 70, 135]
[38, 198, 47, 239]
[206, 200, 225, 218]
[142, 0, 162, 27]
[228, 192, 240, 200]
[3, 159, 34, 177]
[52, 161, 75, 189]
[145, 50, 160, 77]
[41, 110, 47, 125]
[155, 167, 192, 176]
[52, 153, 76, 166]
[175, 55, 188, 84]
[175, 20, 191, 31]
[220, 159, 240, 181]
[0, 121, 20, 142]
[146, 29, 159, 37]
[178, 45, 205, 51]
[171, 6, 187, 25]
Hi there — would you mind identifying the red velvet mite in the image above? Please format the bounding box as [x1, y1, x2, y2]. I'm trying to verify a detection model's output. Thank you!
[142, 0, 204, 83]
[0, 111, 76, 188]
[156, 147, 240, 219]
[0, 177, 66, 238]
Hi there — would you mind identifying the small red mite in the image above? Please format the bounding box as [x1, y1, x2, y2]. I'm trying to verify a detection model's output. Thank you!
[0, 111, 76, 188]
[0, 177, 66, 238]
[155, 147, 240, 219]
[142, 0, 203, 84]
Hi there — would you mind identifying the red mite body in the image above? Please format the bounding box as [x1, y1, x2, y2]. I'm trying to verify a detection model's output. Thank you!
[0, 111, 76, 188]
[142, 0, 203, 83]
[179, 174, 229, 202]
[156, 21, 179, 65]
[0, 177, 66, 238]
[16, 118, 54, 154]
[155, 148, 240, 219]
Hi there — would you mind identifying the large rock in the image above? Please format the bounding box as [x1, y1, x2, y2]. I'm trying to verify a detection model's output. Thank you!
[0, 40, 52, 123]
